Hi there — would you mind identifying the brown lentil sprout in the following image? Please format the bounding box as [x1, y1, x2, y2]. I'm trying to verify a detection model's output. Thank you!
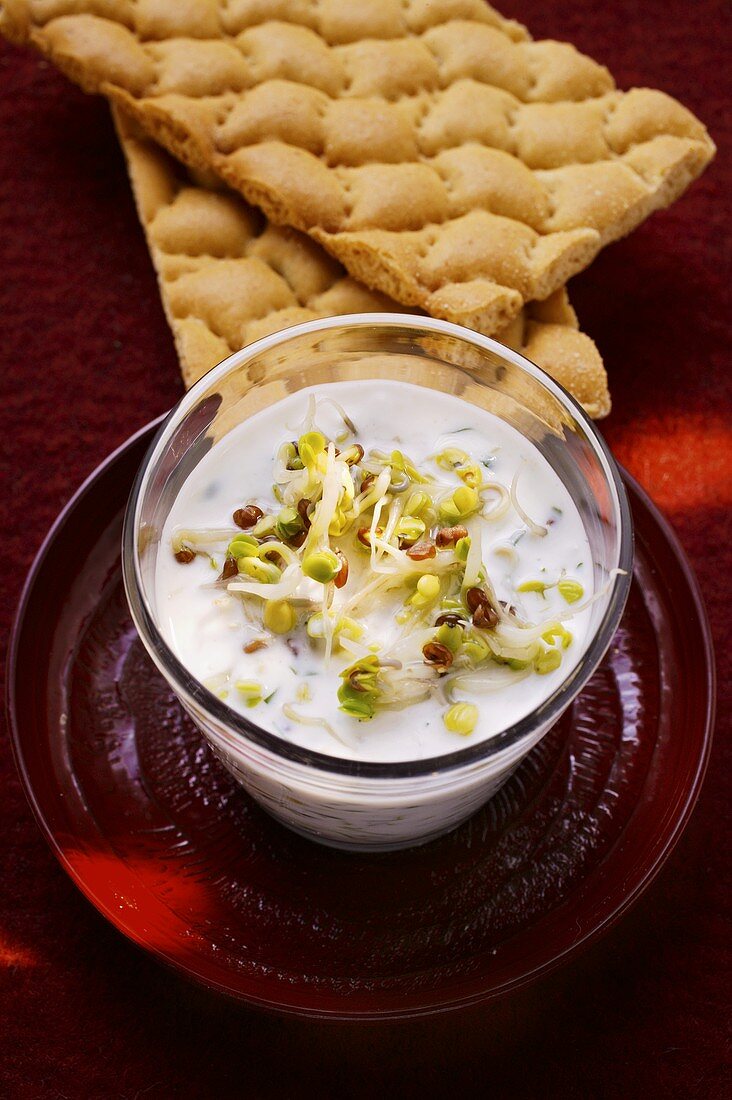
[174, 547, 196, 564]
[357, 525, 383, 547]
[406, 541, 436, 561]
[466, 586, 488, 613]
[233, 504, 263, 529]
[333, 549, 349, 589]
[360, 473, 375, 494]
[260, 544, 286, 567]
[243, 638, 268, 653]
[473, 603, 498, 629]
[435, 524, 469, 548]
[219, 556, 238, 581]
[422, 641, 454, 672]
[434, 611, 466, 627]
[347, 444, 364, 465]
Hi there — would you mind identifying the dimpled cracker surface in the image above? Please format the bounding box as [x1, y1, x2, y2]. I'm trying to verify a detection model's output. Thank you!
[114, 108, 610, 417]
[0, 1, 714, 336]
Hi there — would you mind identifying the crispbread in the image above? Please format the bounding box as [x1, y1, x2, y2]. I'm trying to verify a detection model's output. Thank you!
[113, 107, 610, 417]
[0, 1, 714, 336]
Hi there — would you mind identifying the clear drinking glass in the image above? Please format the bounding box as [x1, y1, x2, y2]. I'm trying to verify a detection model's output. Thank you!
[122, 314, 633, 852]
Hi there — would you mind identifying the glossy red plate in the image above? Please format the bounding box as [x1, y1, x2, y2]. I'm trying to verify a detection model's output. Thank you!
[7, 420, 714, 1019]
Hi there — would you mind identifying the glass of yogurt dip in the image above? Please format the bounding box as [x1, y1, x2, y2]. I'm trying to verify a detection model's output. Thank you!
[123, 314, 632, 852]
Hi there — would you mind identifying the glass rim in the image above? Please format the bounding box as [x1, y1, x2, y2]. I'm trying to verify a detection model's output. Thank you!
[122, 312, 634, 780]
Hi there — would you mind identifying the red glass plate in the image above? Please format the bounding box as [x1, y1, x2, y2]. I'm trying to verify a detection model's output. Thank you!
[7, 420, 714, 1019]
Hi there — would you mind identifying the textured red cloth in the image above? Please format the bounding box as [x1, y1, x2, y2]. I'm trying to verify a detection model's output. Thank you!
[0, 2, 729, 1096]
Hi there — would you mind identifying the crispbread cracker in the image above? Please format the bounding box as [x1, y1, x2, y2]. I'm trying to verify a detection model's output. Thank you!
[113, 107, 610, 417]
[0, 1, 714, 334]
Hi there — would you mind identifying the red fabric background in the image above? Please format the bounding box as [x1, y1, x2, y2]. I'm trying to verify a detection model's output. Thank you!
[0, 2, 729, 1096]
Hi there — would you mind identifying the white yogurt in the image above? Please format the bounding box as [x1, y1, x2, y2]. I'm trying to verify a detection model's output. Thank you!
[155, 381, 593, 763]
